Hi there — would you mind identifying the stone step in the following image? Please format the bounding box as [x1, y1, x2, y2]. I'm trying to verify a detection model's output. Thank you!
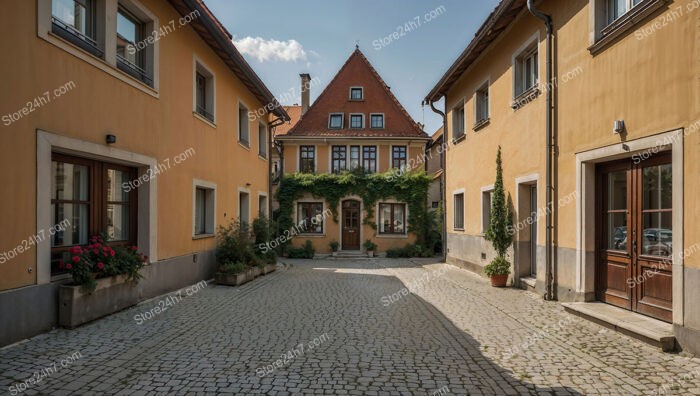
[562, 302, 676, 352]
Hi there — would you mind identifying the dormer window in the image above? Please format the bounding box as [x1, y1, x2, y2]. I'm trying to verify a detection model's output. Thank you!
[350, 114, 364, 129]
[329, 113, 344, 129]
[350, 87, 363, 100]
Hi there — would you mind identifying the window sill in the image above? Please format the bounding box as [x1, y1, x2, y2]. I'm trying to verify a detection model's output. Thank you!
[376, 234, 409, 239]
[473, 118, 490, 131]
[451, 133, 466, 145]
[297, 233, 326, 238]
[589, 0, 669, 55]
[193, 112, 217, 128]
[192, 233, 215, 240]
[258, 154, 268, 161]
[238, 141, 251, 150]
[453, 228, 465, 232]
[511, 87, 541, 110]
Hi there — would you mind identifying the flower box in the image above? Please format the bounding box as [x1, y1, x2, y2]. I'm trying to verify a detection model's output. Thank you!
[215, 271, 249, 286]
[262, 264, 276, 275]
[58, 274, 141, 329]
[251, 267, 262, 278]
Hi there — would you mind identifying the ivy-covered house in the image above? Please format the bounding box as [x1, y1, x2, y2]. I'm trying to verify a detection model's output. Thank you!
[275, 48, 431, 254]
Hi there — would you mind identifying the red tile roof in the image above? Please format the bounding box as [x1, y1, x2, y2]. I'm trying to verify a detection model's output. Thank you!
[274, 106, 302, 137]
[279, 49, 428, 140]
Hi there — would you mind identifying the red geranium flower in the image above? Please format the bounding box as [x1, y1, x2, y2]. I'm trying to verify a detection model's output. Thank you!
[72, 256, 80, 263]
[97, 262, 104, 270]
[66, 263, 72, 270]
[110, 250, 115, 257]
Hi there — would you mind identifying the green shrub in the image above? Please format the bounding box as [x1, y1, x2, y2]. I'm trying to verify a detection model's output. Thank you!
[329, 240, 339, 252]
[484, 256, 511, 277]
[363, 239, 377, 251]
[287, 240, 315, 259]
[219, 262, 248, 275]
[216, 220, 255, 267]
[385, 243, 434, 258]
[253, 215, 278, 265]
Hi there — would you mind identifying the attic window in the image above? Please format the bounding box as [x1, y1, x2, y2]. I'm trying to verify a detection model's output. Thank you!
[350, 87, 363, 100]
[329, 113, 344, 129]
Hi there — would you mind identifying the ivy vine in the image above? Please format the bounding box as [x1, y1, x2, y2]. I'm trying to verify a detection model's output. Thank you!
[275, 169, 434, 246]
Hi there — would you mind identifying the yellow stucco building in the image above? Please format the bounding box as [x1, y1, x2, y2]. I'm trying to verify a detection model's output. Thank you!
[0, 0, 287, 346]
[426, 0, 700, 353]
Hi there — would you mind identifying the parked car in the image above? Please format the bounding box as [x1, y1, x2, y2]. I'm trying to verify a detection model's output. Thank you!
[643, 228, 672, 256]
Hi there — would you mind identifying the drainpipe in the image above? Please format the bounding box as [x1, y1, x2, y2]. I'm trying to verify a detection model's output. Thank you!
[527, 0, 555, 301]
[427, 100, 448, 262]
[269, 116, 286, 220]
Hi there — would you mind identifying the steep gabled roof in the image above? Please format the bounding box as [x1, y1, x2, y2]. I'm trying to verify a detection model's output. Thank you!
[279, 48, 428, 140]
[167, 0, 289, 121]
[274, 106, 302, 137]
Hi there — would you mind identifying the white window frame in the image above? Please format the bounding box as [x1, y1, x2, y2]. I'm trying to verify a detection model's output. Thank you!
[349, 113, 365, 129]
[349, 86, 364, 100]
[376, 199, 409, 238]
[453, 190, 465, 231]
[193, 179, 216, 238]
[258, 192, 268, 217]
[474, 79, 490, 126]
[238, 188, 250, 225]
[258, 122, 267, 158]
[451, 99, 466, 139]
[38, 0, 160, 95]
[512, 34, 540, 98]
[193, 56, 216, 125]
[238, 99, 250, 148]
[369, 113, 385, 129]
[328, 113, 344, 129]
[298, 145, 316, 173]
[481, 185, 494, 235]
[606, 0, 642, 24]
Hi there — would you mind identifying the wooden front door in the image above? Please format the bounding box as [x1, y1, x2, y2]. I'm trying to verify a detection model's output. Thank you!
[596, 152, 673, 322]
[342, 200, 360, 250]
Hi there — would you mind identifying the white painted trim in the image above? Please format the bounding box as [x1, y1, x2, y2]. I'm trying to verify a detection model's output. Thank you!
[452, 189, 465, 231]
[328, 112, 345, 129]
[193, 55, 217, 124]
[376, 200, 409, 237]
[349, 113, 365, 129]
[37, 130, 158, 284]
[473, 77, 490, 123]
[349, 86, 364, 100]
[237, 98, 251, 146]
[294, 198, 326, 236]
[480, 185, 495, 234]
[511, 31, 541, 99]
[236, 186, 251, 225]
[257, 191, 268, 217]
[192, 179, 217, 238]
[369, 113, 385, 129]
[575, 128, 684, 325]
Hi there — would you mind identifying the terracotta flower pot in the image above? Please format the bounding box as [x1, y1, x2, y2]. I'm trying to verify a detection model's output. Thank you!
[490, 274, 509, 287]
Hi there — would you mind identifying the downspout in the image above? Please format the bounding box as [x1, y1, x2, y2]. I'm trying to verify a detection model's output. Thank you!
[527, 0, 555, 301]
[268, 116, 286, 220]
[427, 100, 448, 262]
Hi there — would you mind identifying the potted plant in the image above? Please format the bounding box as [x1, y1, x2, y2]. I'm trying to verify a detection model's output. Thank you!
[215, 262, 249, 286]
[363, 240, 378, 257]
[484, 256, 511, 287]
[329, 240, 339, 257]
[58, 234, 148, 328]
[484, 146, 515, 287]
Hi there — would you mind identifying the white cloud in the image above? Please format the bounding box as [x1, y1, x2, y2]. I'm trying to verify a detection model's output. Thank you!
[233, 36, 307, 63]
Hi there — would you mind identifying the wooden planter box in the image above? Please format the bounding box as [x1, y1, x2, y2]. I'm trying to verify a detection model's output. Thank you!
[59, 274, 140, 329]
[251, 267, 262, 278]
[262, 264, 276, 275]
[215, 272, 249, 286]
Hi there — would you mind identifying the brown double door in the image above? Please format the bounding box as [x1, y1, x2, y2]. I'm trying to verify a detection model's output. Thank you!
[342, 200, 360, 250]
[596, 152, 673, 322]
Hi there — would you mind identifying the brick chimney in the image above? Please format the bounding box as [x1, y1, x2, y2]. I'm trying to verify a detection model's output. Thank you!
[300, 73, 311, 115]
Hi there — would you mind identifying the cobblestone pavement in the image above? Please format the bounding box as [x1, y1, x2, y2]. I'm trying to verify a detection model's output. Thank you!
[2, 259, 700, 395]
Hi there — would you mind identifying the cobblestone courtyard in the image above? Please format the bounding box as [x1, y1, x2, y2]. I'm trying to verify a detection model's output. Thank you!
[2, 259, 700, 395]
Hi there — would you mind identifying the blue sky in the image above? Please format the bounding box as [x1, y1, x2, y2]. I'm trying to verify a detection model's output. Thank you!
[204, 0, 500, 135]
